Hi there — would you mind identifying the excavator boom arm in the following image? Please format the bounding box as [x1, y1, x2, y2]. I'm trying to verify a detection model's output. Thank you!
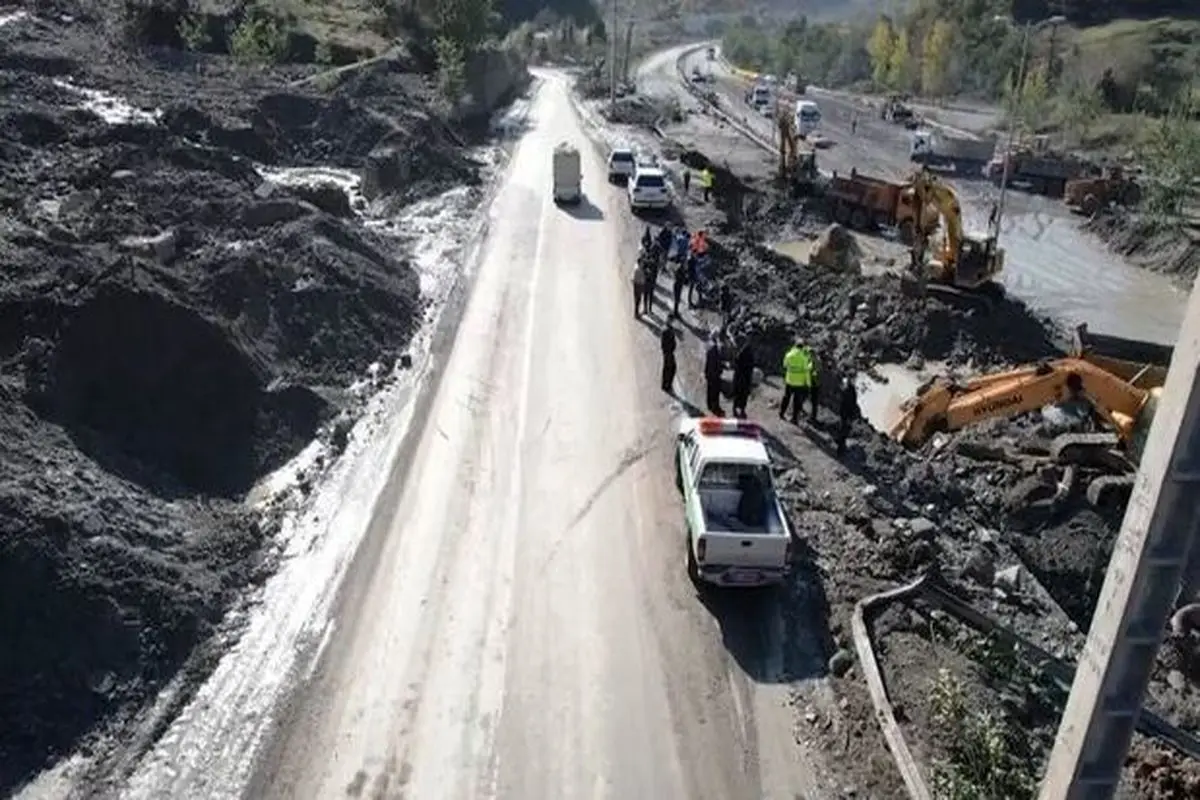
[891, 359, 1152, 446]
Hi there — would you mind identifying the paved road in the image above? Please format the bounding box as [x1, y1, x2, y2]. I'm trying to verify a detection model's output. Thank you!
[661, 46, 1187, 345]
[231, 72, 818, 800]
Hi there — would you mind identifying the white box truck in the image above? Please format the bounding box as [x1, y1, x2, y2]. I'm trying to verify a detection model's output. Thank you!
[552, 142, 582, 204]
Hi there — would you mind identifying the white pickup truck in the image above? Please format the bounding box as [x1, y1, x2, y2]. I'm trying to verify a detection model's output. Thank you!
[674, 417, 793, 587]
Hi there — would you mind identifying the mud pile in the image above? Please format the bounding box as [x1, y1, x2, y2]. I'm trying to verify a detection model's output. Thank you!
[1087, 211, 1200, 286]
[0, 8, 490, 789]
[709, 235, 1062, 387]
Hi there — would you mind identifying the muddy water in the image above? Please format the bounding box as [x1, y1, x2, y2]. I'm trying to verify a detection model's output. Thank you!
[960, 197, 1186, 345]
[682, 50, 1189, 347]
[856, 362, 950, 434]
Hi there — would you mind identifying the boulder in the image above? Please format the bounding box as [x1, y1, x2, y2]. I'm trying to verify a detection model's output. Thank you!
[808, 224, 862, 272]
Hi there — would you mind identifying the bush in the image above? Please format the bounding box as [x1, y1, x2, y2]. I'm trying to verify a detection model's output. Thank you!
[434, 35, 467, 100]
[229, 13, 287, 64]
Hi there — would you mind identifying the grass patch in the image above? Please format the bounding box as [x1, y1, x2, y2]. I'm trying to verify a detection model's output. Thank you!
[257, 0, 391, 54]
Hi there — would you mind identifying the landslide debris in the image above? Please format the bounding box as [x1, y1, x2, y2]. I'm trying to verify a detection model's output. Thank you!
[0, 4, 514, 790]
[666, 138, 1200, 794]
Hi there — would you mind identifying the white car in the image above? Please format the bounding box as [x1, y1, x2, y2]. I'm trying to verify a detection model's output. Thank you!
[675, 417, 793, 587]
[607, 147, 636, 182]
[627, 165, 671, 211]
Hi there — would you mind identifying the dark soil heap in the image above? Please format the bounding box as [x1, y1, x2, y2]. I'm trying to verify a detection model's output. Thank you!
[0, 5, 501, 790]
[1087, 211, 1200, 286]
[666, 144, 1200, 793]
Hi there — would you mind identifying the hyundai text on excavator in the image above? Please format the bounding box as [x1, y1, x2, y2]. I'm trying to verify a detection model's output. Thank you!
[889, 324, 1172, 506]
[904, 170, 1005, 298]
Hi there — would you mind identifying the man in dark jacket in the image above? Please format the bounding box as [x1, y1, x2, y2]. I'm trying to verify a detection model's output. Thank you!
[656, 225, 673, 258]
[642, 248, 659, 314]
[731, 338, 754, 418]
[837, 376, 860, 457]
[808, 347, 822, 423]
[660, 323, 677, 393]
[704, 335, 724, 416]
[672, 262, 687, 317]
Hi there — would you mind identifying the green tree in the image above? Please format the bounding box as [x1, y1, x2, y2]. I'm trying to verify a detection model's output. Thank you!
[1018, 64, 1050, 131]
[1141, 99, 1200, 220]
[1058, 82, 1105, 144]
[434, 35, 467, 99]
[431, 0, 493, 51]
[867, 18, 895, 87]
[921, 20, 954, 97]
[886, 29, 914, 91]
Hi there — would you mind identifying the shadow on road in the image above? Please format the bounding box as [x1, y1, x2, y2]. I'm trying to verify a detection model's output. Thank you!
[695, 573, 831, 683]
[561, 195, 604, 220]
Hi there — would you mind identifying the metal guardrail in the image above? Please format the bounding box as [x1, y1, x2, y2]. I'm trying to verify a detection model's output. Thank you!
[672, 47, 776, 155]
[852, 569, 1200, 798]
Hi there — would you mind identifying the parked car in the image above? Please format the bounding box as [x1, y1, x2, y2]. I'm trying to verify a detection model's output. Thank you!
[607, 146, 636, 182]
[627, 164, 671, 212]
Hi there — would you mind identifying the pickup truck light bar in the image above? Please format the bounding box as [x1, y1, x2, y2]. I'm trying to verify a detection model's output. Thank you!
[697, 417, 762, 438]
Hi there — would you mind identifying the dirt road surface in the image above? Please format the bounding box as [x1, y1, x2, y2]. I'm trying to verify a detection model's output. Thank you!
[95, 71, 828, 800]
[664, 46, 1187, 345]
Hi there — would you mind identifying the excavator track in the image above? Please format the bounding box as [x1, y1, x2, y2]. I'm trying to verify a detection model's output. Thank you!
[1086, 473, 1135, 509]
[1049, 432, 1123, 468]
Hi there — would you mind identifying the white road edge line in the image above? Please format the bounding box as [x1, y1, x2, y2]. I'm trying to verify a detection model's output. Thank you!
[479, 126, 554, 800]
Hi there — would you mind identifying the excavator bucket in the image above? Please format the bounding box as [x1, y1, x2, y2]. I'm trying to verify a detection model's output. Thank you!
[1073, 323, 1172, 390]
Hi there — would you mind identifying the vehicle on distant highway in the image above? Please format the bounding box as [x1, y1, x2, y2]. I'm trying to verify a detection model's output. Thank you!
[910, 130, 996, 175]
[706, 46, 715, 60]
[607, 146, 637, 182]
[794, 99, 821, 137]
[744, 79, 774, 111]
[675, 417, 793, 587]
[551, 142, 582, 205]
[627, 164, 671, 212]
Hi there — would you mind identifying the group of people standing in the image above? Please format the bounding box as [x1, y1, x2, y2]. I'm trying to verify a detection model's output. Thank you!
[631, 224, 711, 320]
[635, 224, 863, 458]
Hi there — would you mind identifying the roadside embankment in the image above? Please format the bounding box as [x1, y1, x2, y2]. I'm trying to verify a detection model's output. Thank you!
[0, 5, 523, 791]
[1087, 212, 1200, 287]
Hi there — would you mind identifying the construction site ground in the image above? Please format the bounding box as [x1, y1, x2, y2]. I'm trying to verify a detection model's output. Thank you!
[569, 44, 1200, 798]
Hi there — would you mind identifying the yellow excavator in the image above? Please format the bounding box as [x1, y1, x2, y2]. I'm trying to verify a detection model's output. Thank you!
[778, 109, 817, 194]
[906, 170, 1005, 294]
[889, 324, 1170, 505]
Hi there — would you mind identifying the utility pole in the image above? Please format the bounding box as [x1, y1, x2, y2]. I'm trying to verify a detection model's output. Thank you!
[608, 0, 617, 115]
[1040, 278, 1200, 799]
[622, 19, 634, 85]
[990, 14, 1066, 243]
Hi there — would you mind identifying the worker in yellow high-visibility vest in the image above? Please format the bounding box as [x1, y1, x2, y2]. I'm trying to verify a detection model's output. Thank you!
[779, 339, 812, 425]
[700, 167, 714, 202]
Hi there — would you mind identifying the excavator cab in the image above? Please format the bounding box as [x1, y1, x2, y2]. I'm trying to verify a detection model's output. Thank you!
[778, 109, 817, 195]
[908, 171, 1004, 294]
[952, 236, 1004, 289]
